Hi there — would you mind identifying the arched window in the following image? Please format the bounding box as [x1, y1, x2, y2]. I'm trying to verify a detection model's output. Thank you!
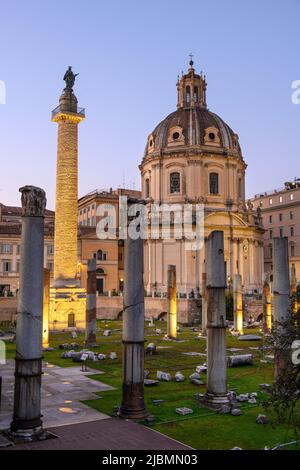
[145, 178, 150, 198]
[209, 173, 219, 194]
[96, 268, 105, 294]
[186, 86, 190, 104]
[194, 86, 198, 102]
[170, 172, 180, 194]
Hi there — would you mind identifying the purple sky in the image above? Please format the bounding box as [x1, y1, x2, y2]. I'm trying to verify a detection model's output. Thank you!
[1, 0, 300, 210]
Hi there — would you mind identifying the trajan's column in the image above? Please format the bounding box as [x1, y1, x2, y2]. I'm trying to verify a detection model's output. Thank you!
[49, 67, 86, 330]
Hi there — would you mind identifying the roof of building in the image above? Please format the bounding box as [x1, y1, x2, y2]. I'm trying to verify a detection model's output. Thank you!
[0, 222, 54, 236]
[147, 107, 239, 155]
[78, 226, 96, 237]
[0, 203, 54, 217]
[143, 62, 241, 159]
[78, 188, 141, 205]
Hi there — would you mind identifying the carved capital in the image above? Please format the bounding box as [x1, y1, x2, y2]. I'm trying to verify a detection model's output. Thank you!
[19, 185, 47, 217]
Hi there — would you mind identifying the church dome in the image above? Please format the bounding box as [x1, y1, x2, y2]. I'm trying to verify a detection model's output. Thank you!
[144, 60, 241, 158]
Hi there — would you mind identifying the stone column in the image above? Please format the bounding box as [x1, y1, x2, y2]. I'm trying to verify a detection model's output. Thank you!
[85, 258, 97, 347]
[263, 280, 272, 331]
[205, 231, 229, 406]
[290, 264, 298, 314]
[49, 81, 86, 331]
[233, 274, 243, 334]
[42, 268, 50, 349]
[167, 265, 177, 339]
[260, 242, 265, 286]
[272, 237, 292, 381]
[249, 239, 255, 286]
[119, 201, 148, 419]
[238, 239, 244, 281]
[201, 270, 207, 334]
[10, 186, 46, 440]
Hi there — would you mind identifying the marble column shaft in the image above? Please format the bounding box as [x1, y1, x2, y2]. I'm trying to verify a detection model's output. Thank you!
[205, 231, 228, 404]
[119, 224, 148, 419]
[167, 265, 177, 339]
[233, 274, 243, 334]
[42, 268, 50, 349]
[85, 258, 97, 347]
[272, 237, 292, 381]
[11, 186, 46, 439]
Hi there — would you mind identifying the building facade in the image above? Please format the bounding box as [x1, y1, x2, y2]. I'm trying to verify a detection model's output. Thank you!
[0, 187, 140, 298]
[0, 204, 55, 295]
[78, 187, 141, 294]
[140, 61, 264, 295]
[251, 179, 300, 280]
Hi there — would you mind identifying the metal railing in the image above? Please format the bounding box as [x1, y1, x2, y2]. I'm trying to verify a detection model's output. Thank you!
[51, 105, 85, 119]
[254, 178, 300, 198]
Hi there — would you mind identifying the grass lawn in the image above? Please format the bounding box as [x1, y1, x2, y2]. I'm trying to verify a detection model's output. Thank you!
[3, 320, 300, 450]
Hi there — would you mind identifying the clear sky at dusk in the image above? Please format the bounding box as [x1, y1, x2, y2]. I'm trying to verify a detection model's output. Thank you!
[1, 0, 299, 210]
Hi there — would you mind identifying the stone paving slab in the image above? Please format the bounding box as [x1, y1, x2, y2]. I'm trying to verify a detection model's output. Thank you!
[0, 360, 113, 431]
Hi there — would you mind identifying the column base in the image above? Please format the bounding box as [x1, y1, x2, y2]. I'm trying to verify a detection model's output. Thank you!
[11, 357, 43, 440]
[198, 392, 230, 410]
[8, 425, 44, 443]
[118, 382, 149, 420]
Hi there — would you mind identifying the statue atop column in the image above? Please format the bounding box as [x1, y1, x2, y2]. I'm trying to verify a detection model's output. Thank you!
[63, 66, 79, 90]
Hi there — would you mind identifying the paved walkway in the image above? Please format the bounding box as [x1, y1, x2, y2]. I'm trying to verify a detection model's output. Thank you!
[0, 361, 112, 429]
[1, 360, 190, 450]
[4, 418, 191, 450]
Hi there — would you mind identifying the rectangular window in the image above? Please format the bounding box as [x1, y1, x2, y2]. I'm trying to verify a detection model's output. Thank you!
[269, 198, 273, 205]
[269, 246, 273, 258]
[48, 262, 53, 272]
[269, 229, 273, 239]
[290, 226, 295, 237]
[290, 194, 294, 200]
[170, 172, 181, 194]
[279, 213, 282, 222]
[290, 211, 294, 220]
[68, 313, 75, 328]
[91, 216, 96, 226]
[2, 244, 12, 254]
[279, 196, 283, 203]
[209, 173, 219, 195]
[291, 245, 295, 257]
[269, 215, 272, 224]
[16, 262, 20, 273]
[3, 261, 11, 273]
[279, 228, 283, 237]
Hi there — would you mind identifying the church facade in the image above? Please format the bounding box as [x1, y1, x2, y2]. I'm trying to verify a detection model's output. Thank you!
[140, 61, 264, 295]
